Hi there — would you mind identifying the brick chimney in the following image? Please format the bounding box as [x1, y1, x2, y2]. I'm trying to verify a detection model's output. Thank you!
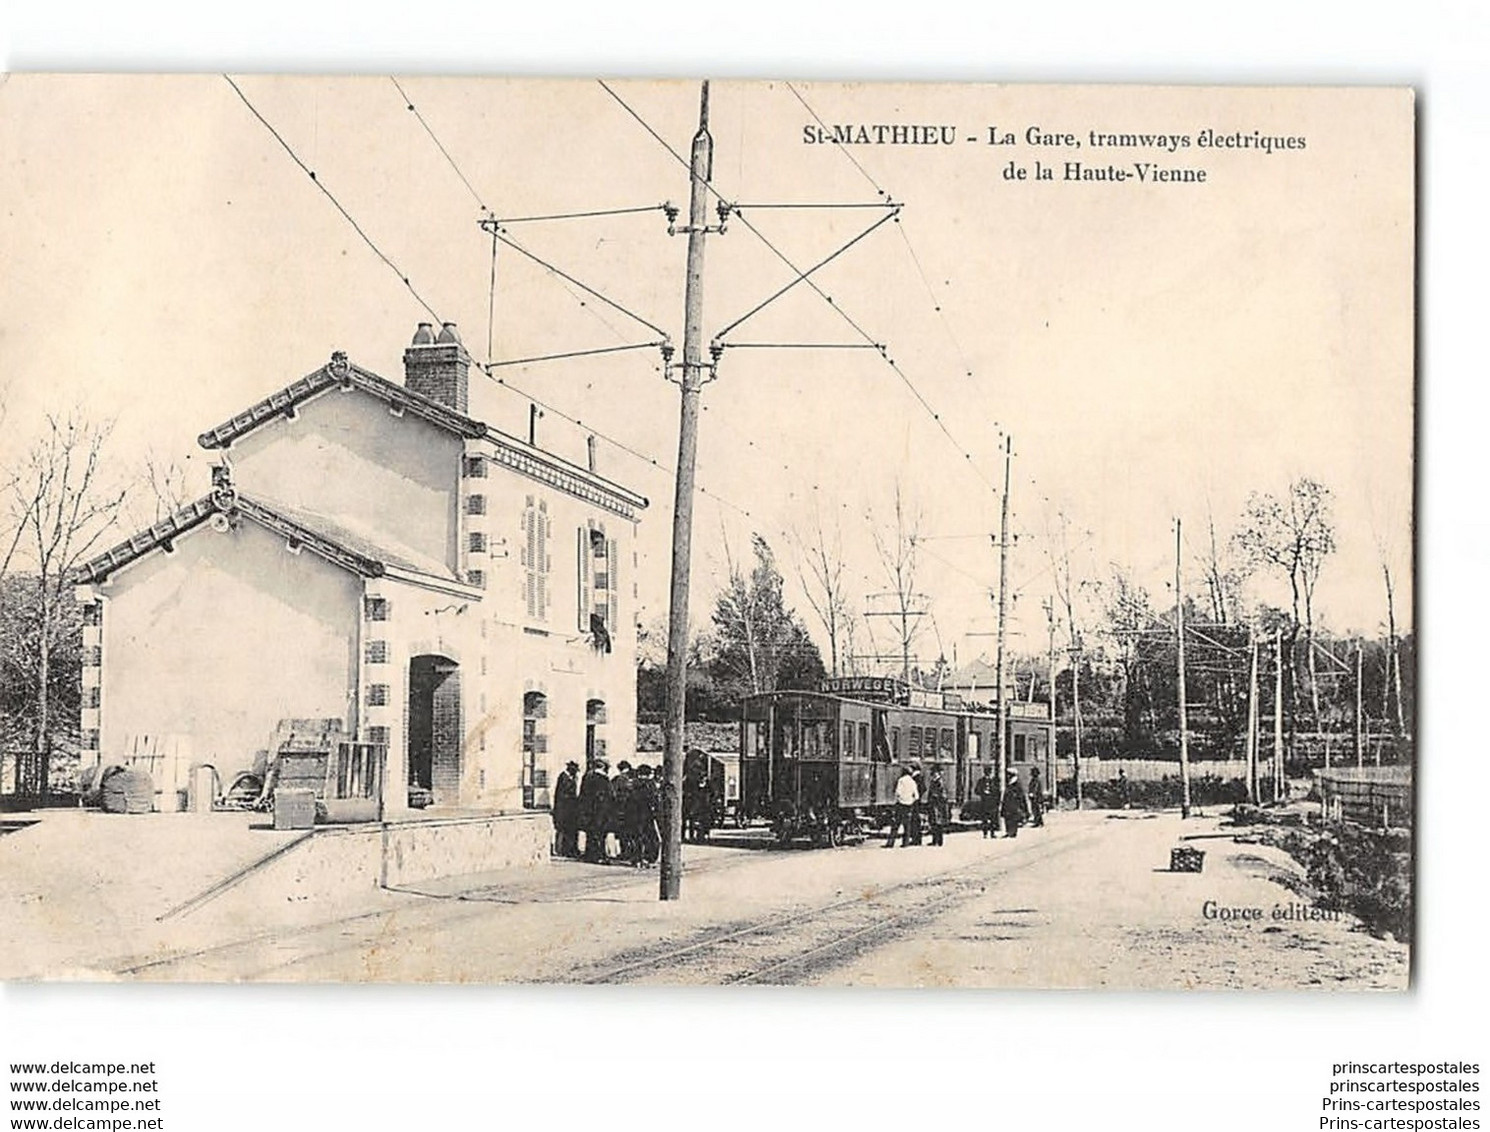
[403, 322, 471, 414]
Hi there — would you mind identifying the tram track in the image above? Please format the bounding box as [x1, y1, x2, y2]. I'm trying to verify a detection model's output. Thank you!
[109, 838, 773, 980]
[568, 822, 1100, 985]
[110, 824, 1093, 982]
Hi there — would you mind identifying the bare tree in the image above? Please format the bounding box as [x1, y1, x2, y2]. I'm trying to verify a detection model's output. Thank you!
[1234, 478, 1336, 742]
[1096, 562, 1155, 743]
[7, 413, 129, 793]
[792, 508, 852, 678]
[1200, 503, 1249, 625]
[142, 450, 191, 523]
[869, 483, 926, 684]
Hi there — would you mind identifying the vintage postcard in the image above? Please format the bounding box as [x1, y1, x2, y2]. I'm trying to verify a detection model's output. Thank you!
[0, 77, 1413, 987]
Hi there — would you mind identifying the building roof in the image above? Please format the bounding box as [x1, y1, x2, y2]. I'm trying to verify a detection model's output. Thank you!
[196, 354, 487, 451]
[75, 489, 468, 589]
[196, 351, 648, 516]
[945, 657, 1002, 689]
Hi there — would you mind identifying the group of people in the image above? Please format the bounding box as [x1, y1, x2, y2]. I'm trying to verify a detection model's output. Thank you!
[550, 758, 663, 868]
[883, 764, 954, 847]
[973, 764, 1045, 839]
[885, 764, 1047, 848]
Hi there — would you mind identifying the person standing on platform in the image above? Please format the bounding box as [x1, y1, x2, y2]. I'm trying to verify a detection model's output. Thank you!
[926, 767, 950, 846]
[552, 760, 580, 857]
[884, 766, 920, 848]
[909, 766, 927, 845]
[632, 764, 662, 866]
[974, 766, 998, 838]
[1028, 765, 1045, 828]
[1001, 767, 1031, 839]
[579, 757, 611, 863]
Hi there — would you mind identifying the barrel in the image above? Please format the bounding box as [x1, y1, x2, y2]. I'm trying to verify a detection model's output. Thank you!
[100, 767, 154, 814]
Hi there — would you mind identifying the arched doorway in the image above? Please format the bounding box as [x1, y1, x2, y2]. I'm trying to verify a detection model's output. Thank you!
[409, 655, 461, 808]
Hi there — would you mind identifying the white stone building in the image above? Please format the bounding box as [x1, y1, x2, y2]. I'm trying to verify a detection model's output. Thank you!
[74, 323, 647, 819]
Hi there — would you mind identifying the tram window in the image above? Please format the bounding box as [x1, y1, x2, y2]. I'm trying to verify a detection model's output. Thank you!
[967, 730, 980, 760]
[843, 721, 855, 758]
[1014, 733, 1027, 762]
[859, 722, 869, 760]
[891, 728, 901, 758]
[939, 728, 953, 756]
[909, 727, 921, 757]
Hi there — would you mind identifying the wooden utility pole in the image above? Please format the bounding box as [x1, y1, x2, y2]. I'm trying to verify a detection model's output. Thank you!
[1384, 563, 1404, 737]
[1071, 641, 1083, 808]
[1245, 625, 1259, 804]
[659, 81, 712, 902]
[1046, 598, 1057, 804]
[1176, 518, 1192, 819]
[1354, 643, 1364, 768]
[993, 436, 1012, 798]
[1273, 629, 1284, 801]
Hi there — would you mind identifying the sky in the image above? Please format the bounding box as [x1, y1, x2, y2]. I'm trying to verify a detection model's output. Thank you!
[0, 76, 1415, 665]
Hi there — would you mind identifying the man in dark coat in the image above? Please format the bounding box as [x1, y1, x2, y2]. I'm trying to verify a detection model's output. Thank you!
[974, 768, 998, 838]
[1001, 768, 1031, 838]
[552, 760, 580, 857]
[610, 761, 635, 864]
[1028, 765, 1045, 828]
[926, 767, 950, 847]
[579, 758, 612, 863]
[629, 764, 662, 866]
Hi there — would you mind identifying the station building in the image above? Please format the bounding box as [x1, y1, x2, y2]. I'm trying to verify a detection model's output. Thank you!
[74, 323, 647, 820]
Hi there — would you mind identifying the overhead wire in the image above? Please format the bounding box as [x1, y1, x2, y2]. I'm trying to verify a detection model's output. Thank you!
[224, 74, 444, 324]
[787, 82, 990, 407]
[228, 75, 914, 675]
[389, 76, 490, 215]
[596, 80, 1001, 498]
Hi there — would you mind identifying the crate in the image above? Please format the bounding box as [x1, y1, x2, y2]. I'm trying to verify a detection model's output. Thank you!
[274, 787, 317, 830]
[1170, 846, 1206, 873]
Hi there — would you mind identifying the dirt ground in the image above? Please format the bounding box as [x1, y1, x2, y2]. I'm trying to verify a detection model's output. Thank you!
[0, 808, 1408, 988]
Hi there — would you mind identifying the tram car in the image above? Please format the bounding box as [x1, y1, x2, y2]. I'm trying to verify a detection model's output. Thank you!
[739, 677, 1052, 846]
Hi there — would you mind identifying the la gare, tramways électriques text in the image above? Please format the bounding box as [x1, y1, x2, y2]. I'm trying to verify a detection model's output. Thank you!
[800, 122, 1306, 153]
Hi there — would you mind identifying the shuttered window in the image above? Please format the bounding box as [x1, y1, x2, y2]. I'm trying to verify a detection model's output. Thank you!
[521, 497, 551, 622]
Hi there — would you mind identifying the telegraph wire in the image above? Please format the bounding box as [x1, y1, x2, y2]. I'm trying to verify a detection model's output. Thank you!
[483, 342, 665, 369]
[597, 80, 1000, 497]
[784, 81, 892, 200]
[224, 75, 444, 324]
[389, 77, 490, 215]
[227, 76, 891, 649]
[386, 78, 665, 364]
[483, 223, 671, 341]
[496, 205, 669, 225]
[784, 81, 1008, 486]
[225, 75, 704, 522]
[597, 80, 692, 169]
[713, 207, 903, 342]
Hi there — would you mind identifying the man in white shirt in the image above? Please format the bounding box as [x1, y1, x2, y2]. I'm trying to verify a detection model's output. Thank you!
[884, 765, 921, 848]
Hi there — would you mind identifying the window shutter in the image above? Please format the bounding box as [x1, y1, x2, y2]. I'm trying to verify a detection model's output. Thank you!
[607, 537, 619, 639]
[524, 501, 538, 619]
[577, 527, 590, 630]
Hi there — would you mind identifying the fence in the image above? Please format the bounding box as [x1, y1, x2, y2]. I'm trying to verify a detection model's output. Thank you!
[1057, 757, 1275, 784]
[1, 748, 58, 802]
[1316, 766, 1412, 829]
